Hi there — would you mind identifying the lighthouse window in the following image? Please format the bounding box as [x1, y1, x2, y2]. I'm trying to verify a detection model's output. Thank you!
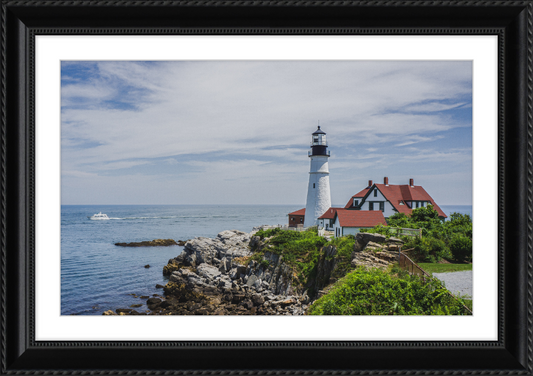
[313, 183, 315, 188]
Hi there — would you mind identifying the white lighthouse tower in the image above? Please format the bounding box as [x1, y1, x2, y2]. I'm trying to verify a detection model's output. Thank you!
[304, 126, 332, 227]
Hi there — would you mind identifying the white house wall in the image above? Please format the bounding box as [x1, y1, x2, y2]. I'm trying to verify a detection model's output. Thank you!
[341, 227, 360, 236]
[358, 186, 397, 218]
[332, 216, 368, 237]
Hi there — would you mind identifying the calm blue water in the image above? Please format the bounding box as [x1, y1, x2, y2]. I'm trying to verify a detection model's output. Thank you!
[440, 205, 473, 220]
[61, 205, 301, 315]
[61, 204, 472, 315]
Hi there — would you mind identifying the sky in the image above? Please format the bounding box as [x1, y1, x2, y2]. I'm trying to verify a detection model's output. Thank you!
[61, 60, 472, 206]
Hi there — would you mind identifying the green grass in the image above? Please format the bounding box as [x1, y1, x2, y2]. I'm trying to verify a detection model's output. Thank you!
[418, 263, 472, 274]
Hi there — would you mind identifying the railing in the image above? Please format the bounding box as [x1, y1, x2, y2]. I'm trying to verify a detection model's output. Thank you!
[398, 250, 473, 315]
[399, 250, 430, 280]
[308, 150, 331, 156]
[389, 227, 422, 238]
[283, 225, 306, 232]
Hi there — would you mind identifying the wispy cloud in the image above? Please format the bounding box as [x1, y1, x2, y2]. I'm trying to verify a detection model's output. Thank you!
[61, 60, 472, 205]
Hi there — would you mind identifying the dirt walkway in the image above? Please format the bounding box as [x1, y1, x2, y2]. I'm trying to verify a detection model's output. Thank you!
[433, 270, 472, 298]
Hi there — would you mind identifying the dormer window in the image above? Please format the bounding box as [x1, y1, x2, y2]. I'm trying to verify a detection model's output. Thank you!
[354, 199, 359, 206]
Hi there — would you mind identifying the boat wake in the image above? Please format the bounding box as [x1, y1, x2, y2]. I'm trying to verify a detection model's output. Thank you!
[104, 215, 239, 220]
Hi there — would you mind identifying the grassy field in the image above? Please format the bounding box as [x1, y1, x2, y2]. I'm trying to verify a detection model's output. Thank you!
[418, 263, 472, 274]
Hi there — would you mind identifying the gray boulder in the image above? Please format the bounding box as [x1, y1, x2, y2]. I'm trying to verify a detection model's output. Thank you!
[197, 263, 221, 280]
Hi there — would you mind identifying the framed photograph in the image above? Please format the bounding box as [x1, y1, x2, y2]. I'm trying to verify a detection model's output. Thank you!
[1, 0, 531, 372]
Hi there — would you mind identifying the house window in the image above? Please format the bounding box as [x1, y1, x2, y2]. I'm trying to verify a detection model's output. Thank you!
[354, 199, 359, 206]
[379, 202, 384, 212]
[291, 217, 294, 221]
[369, 202, 374, 211]
[374, 190, 377, 197]
[300, 218, 303, 222]
[416, 201, 419, 208]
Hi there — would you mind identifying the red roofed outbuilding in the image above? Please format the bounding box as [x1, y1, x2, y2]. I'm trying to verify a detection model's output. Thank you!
[288, 208, 306, 228]
[332, 209, 387, 237]
[317, 207, 340, 230]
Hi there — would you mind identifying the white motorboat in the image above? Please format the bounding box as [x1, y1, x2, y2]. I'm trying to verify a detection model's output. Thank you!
[88, 212, 110, 220]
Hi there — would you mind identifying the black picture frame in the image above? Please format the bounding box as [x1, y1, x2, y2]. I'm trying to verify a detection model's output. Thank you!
[1, 0, 531, 373]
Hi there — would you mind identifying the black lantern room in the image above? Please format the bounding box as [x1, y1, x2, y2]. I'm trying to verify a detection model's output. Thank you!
[309, 126, 330, 157]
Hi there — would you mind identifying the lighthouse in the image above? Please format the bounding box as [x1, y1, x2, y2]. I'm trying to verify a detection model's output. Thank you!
[304, 126, 332, 227]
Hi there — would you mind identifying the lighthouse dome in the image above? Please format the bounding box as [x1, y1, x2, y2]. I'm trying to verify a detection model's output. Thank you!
[312, 126, 326, 135]
[309, 126, 329, 157]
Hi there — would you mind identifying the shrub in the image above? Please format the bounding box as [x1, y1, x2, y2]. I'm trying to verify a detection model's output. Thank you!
[252, 228, 327, 288]
[254, 227, 283, 239]
[449, 235, 472, 263]
[411, 237, 450, 263]
[308, 267, 470, 315]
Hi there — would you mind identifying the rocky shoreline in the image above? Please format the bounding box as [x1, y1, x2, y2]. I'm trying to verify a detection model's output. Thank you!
[105, 228, 402, 316]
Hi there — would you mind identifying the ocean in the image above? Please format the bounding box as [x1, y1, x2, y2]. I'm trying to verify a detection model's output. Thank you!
[61, 204, 471, 315]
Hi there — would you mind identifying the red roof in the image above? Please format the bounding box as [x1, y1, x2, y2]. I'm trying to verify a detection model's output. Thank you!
[345, 183, 447, 218]
[335, 209, 387, 228]
[345, 188, 370, 208]
[318, 207, 340, 219]
[288, 208, 305, 216]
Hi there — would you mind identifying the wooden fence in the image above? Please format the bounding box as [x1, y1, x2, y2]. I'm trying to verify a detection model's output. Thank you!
[398, 250, 473, 315]
[389, 227, 422, 238]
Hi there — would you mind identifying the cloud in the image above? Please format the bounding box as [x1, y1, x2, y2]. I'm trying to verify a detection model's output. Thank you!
[61, 60, 473, 204]
[395, 135, 445, 147]
[403, 101, 469, 113]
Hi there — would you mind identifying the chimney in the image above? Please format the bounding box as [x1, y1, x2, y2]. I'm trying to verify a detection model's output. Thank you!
[384, 177, 389, 186]
[409, 178, 414, 187]
[368, 180, 373, 187]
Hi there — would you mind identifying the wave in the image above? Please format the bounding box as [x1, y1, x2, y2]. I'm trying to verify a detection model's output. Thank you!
[104, 215, 240, 220]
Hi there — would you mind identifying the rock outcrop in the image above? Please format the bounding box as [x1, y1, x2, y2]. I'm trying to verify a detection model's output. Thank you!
[111, 228, 405, 316]
[115, 239, 178, 247]
[350, 232, 403, 269]
[116, 229, 308, 315]
[353, 232, 404, 253]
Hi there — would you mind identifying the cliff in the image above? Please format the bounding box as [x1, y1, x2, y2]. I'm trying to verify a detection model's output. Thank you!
[108, 228, 402, 316]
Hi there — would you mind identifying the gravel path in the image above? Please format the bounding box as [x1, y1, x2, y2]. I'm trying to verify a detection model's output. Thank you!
[433, 271, 472, 298]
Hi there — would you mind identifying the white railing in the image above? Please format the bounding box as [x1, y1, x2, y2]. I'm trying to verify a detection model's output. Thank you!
[389, 227, 422, 237]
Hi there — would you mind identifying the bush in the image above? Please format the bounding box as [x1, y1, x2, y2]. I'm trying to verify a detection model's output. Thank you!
[449, 235, 472, 263]
[411, 237, 450, 263]
[308, 267, 470, 315]
[362, 207, 472, 263]
[254, 227, 283, 239]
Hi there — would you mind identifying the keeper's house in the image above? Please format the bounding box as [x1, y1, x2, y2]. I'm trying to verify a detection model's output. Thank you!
[289, 177, 446, 235]
[343, 177, 447, 219]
